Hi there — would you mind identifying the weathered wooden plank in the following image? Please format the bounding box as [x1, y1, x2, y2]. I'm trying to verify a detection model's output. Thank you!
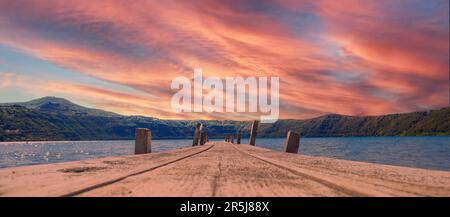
[1, 142, 450, 197]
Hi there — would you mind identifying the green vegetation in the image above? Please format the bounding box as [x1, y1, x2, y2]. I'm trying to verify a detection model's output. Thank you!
[256, 108, 450, 137]
[0, 97, 241, 141]
[2, 96, 120, 117]
[0, 97, 449, 141]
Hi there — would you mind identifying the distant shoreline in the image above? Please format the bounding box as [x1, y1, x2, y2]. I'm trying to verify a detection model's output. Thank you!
[1, 134, 450, 143]
[1, 97, 449, 141]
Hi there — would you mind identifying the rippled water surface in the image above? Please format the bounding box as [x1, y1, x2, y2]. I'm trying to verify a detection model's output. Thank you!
[0, 140, 189, 169]
[0, 136, 449, 171]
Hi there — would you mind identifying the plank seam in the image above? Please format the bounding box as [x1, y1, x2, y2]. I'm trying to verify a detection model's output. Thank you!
[230, 144, 377, 196]
[60, 144, 215, 197]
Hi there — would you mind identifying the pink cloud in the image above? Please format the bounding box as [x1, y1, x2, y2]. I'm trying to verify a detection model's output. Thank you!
[0, 0, 447, 119]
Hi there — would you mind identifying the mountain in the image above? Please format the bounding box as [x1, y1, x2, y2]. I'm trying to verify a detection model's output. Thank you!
[0, 97, 449, 141]
[2, 96, 120, 117]
[256, 108, 450, 137]
[0, 97, 242, 141]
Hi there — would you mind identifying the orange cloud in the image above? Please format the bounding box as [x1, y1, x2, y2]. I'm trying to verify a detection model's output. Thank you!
[0, 0, 447, 120]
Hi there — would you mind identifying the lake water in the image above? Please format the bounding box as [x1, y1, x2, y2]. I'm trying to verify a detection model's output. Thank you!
[0, 136, 449, 171]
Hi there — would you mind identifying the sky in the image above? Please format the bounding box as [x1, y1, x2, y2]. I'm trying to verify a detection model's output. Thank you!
[0, 0, 448, 120]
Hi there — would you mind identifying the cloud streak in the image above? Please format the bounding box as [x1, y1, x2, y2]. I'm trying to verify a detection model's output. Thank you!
[0, 0, 448, 120]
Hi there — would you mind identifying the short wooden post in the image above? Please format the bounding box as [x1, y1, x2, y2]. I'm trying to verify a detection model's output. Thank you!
[236, 132, 241, 144]
[135, 128, 151, 154]
[200, 131, 206, 145]
[249, 120, 259, 146]
[284, 130, 300, 154]
[193, 123, 202, 146]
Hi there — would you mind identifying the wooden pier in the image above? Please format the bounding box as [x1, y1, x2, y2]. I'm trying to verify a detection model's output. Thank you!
[1, 141, 450, 196]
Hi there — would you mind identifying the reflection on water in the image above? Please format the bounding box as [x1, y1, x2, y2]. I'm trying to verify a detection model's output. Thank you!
[0, 136, 449, 171]
[0, 140, 190, 169]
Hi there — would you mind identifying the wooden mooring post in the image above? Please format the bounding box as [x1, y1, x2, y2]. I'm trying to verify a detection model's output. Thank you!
[135, 128, 151, 154]
[284, 130, 300, 153]
[236, 132, 241, 144]
[249, 120, 259, 146]
[192, 123, 202, 146]
[200, 131, 206, 145]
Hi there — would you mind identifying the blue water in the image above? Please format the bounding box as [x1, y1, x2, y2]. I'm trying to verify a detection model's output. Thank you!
[252, 136, 450, 171]
[0, 136, 449, 171]
[0, 140, 190, 169]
